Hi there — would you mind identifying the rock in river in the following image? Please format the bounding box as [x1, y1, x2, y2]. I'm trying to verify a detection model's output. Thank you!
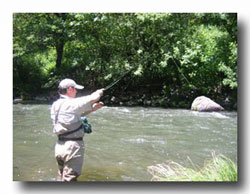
[191, 96, 224, 112]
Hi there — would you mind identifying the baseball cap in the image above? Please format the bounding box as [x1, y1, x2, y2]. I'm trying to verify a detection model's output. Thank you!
[58, 78, 84, 90]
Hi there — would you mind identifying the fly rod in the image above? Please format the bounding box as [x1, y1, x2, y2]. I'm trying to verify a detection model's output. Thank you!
[104, 68, 135, 91]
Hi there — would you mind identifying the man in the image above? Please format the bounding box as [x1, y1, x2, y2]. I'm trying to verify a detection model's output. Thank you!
[50, 78, 104, 182]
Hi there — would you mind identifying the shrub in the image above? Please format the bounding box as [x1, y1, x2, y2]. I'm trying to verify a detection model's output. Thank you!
[147, 152, 237, 182]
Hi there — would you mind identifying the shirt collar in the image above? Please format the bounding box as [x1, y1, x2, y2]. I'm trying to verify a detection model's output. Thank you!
[60, 94, 72, 99]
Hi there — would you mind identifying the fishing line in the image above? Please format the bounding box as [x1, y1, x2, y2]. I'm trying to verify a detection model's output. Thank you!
[103, 49, 195, 92]
[164, 34, 196, 89]
[171, 56, 192, 86]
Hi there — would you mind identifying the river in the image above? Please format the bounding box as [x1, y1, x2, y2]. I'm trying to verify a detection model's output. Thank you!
[13, 104, 237, 181]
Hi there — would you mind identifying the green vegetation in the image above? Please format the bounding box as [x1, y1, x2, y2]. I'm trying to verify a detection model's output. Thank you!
[147, 153, 237, 181]
[13, 13, 237, 109]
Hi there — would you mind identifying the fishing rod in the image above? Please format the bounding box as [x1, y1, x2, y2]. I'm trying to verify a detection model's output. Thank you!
[104, 58, 148, 91]
[104, 67, 135, 91]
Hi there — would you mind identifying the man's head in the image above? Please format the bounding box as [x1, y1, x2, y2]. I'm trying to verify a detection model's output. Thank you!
[58, 78, 84, 98]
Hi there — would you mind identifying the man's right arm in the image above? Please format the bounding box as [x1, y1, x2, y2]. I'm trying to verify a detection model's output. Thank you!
[89, 88, 105, 104]
[73, 88, 105, 115]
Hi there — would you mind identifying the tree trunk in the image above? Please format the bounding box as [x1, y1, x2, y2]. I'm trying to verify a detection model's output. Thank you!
[55, 13, 67, 69]
[55, 39, 64, 69]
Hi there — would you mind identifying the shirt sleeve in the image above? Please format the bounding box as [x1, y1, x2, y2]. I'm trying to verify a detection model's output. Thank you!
[72, 95, 93, 115]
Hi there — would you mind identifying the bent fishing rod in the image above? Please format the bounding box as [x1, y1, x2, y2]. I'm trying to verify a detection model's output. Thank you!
[104, 67, 135, 91]
[104, 58, 148, 91]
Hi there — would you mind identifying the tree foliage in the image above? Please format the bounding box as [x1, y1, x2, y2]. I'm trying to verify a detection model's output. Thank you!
[13, 13, 237, 106]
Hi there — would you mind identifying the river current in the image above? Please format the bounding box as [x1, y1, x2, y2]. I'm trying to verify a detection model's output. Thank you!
[13, 104, 237, 181]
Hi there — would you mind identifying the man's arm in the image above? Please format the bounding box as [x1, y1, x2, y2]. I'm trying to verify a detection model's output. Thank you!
[74, 88, 105, 116]
[81, 89, 105, 117]
[89, 88, 105, 104]
[81, 101, 104, 117]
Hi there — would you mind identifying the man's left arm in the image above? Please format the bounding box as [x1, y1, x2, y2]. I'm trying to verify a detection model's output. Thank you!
[81, 101, 104, 117]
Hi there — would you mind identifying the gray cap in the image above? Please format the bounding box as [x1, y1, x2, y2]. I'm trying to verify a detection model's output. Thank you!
[58, 78, 84, 89]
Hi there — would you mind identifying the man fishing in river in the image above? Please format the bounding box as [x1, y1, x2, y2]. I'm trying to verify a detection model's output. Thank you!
[50, 78, 104, 181]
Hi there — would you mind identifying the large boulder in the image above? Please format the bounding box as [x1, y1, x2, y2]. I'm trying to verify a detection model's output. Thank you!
[191, 96, 224, 112]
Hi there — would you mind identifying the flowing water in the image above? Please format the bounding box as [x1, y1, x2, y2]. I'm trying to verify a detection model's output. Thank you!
[13, 104, 237, 181]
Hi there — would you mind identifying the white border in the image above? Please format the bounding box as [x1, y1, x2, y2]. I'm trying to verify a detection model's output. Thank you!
[2, 0, 249, 193]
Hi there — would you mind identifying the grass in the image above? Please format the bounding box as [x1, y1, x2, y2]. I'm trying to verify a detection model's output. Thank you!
[147, 152, 237, 182]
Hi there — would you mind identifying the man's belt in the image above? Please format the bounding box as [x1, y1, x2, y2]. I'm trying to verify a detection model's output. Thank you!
[58, 137, 83, 141]
[58, 124, 83, 141]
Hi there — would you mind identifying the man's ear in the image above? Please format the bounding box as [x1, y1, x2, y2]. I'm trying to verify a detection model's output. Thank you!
[66, 87, 72, 94]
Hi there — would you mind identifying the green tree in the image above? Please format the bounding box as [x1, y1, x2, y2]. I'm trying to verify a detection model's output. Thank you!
[13, 13, 237, 108]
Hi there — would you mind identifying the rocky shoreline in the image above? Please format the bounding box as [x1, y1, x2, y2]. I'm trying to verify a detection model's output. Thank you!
[14, 92, 237, 111]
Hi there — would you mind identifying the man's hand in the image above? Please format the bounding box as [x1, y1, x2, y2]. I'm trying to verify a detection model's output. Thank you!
[95, 88, 105, 97]
[90, 88, 105, 104]
[82, 101, 104, 117]
[92, 101, 104, 111]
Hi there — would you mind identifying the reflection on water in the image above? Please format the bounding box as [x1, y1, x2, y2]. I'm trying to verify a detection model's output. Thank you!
[13, 104, 237, 181]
